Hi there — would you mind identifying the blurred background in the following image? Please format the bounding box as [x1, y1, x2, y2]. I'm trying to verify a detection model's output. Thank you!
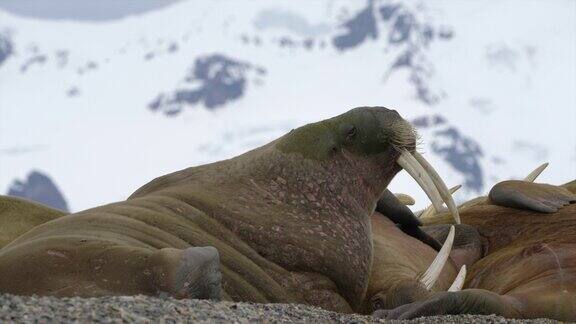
[0, 0, 574, 213]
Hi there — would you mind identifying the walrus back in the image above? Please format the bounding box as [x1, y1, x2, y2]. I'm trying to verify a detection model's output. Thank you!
[0, 195, 66, 248]
[1, 191, 293, 303]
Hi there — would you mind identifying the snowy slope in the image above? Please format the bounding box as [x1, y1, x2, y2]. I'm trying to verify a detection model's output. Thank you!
[0, 0, 574, 212]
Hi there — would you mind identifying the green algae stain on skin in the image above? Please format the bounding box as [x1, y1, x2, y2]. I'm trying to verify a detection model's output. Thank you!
[276, 109, 399, 161]
[276, 121, 338, 161]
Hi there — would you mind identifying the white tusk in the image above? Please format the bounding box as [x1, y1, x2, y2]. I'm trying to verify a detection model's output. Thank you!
[420, 225, 455, 290]
[413, 152, 461, 225]
[448, 265, 467, 292]
[397, 149, 444, 213]
[418, 185, 461, 219]
[523, 162, 548, 183]
[458, 196, 487, 211]
[394, 193, 416, 206]
[450, 185, 462, 194]
[417, 206, 435, 219]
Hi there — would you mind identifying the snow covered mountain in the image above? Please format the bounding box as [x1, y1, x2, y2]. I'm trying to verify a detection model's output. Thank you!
[0, 0, 574, 212]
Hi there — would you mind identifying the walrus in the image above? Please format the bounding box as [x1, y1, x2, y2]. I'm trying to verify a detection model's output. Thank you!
[0, 107, 463, 313]
[370, 173, 576, 321]
[0, 196, 65, 248]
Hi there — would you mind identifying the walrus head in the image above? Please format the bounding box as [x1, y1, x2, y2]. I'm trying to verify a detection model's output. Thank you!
[275, 106, 415, 203]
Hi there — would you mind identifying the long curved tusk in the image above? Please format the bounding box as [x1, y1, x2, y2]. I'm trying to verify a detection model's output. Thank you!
[418, 185, 461, 219]
[458, 196, 487, 211]
[394, 193, 416, 206]
[420, 225, 455, 290]
[413, 152, 461, 225]
[448, 265, 467, 292]
[397, 149, 444, 213]
[523, 162, 549, 182]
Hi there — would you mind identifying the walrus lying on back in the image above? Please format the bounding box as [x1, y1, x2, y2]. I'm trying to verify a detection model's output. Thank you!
[0, 107, 463, 313]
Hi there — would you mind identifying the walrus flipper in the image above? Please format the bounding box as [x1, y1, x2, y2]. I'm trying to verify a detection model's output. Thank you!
[376, 190, 442, 251]
[374, 289, 522, 320]
[0, 195, 67, 248]
[152, 246, 222, 300]
[376, 190, 422, 227]
[489, 180, 576, 213]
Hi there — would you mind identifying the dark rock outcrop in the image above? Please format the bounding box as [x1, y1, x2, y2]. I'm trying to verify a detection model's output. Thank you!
[412, 115, 484, 192]
[332, 0, 378, 51]
[0, 34, 13, 67]
[149, 54, 266, 116]
[7, 171, 69, 212]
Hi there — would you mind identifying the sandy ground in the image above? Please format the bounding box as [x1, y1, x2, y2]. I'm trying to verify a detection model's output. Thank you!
[0, 294, 559, 323]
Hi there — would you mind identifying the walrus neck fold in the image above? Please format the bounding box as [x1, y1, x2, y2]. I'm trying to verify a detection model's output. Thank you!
[239, 148, 399, 308]
[214, 145, 398, 307]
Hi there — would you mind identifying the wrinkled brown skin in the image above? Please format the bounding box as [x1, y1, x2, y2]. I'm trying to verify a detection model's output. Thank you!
[376, 180, 576, 320]
[0, 196, 66, 248]
[0, 107, 415, 313]
[360, 212, 457, 314]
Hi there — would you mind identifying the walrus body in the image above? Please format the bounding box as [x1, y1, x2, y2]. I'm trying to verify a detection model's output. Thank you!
[0, 107, 421, 313]
[464, 203, 576, 319]
[0, 196, 66, 248]
[376, 181, 576, 320]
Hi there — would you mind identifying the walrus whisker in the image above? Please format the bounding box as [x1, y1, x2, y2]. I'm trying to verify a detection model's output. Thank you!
[418, 185, 461, 219]
[397, 149, 445, 213]
[419, 225, 455, 290]
[390, 120, 420, 151]
[448, 265, 467, 292]
[413, 152, 461, 225]
[524, 162, 549, 182]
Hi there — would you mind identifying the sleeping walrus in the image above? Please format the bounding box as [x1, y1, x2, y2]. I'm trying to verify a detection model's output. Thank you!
[369, 174, 576, 321]
[0, 107, 463, 313]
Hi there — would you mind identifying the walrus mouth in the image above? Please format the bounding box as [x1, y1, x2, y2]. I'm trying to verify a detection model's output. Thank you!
[396, 149, 461, 225]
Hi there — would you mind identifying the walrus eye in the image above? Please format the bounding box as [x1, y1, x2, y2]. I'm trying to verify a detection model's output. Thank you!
[345, 125, 356, 141]
[371, 295, 385, 310]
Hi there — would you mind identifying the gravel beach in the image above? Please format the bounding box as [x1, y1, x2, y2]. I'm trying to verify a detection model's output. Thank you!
[0, 294, 559, 323]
